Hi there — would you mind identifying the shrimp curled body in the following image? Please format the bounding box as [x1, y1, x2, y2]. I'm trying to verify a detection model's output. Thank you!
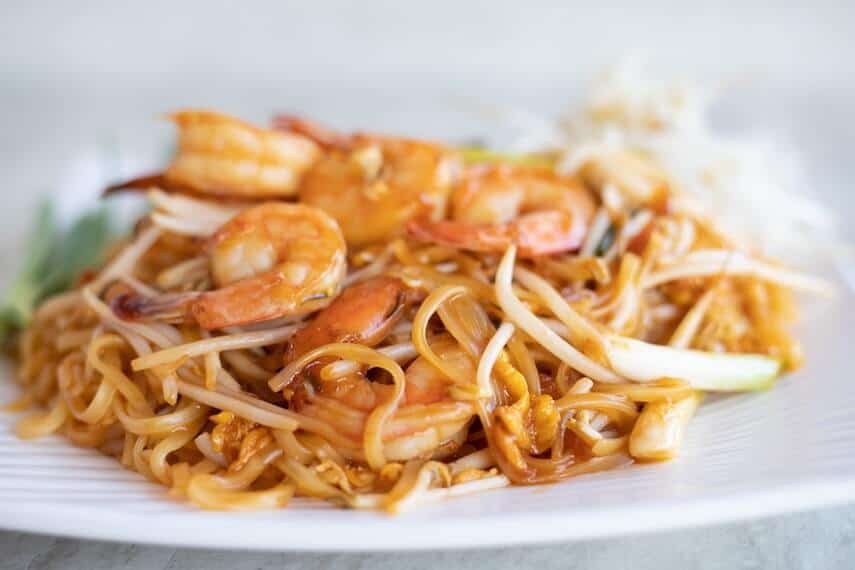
[112, 203, 348, 329]
[294, 132, 460, 246]
[107, 111, 321, 199]
[293, 337, 477, 462]
[284, 284, 474, 461]
[408, 164, 597, 258]
[191, 202, 347, 329]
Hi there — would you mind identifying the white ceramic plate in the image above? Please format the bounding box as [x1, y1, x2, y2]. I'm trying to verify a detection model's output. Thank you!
[1, 95, 854, 551]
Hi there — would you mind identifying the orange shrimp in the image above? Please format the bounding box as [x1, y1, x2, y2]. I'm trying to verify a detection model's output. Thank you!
[292, 336, 476, 461]
[115, 203, 346, 330]
[276, 118, 461, 247]
[286, 276, 421, 360]
[106, 110, 320, 199]
[281, 276, 472, 460]
[407, 164, 597, 258]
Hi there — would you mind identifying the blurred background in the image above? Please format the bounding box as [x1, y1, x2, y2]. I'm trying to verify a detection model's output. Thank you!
[1, 1, 853, 567]
[1, 1, 853, 243]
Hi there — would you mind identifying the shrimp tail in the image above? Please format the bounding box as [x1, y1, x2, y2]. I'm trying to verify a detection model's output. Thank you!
[103, 173, 218, 201]
[103, 173, 171, 196]
[111, 291, 199, 324]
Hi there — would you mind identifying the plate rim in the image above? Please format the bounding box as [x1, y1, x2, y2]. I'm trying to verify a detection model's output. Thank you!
[3, 474, 855, 551]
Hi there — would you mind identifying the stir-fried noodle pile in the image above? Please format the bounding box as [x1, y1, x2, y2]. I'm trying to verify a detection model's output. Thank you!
[12, 91, 830, 512]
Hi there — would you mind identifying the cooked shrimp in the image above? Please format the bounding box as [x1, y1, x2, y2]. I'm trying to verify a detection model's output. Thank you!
[286, 276, 421, 360]
[115, 203, 346, 330]
[291, 129, 460, 246]
[107, 111, 320, 198]
[293, 336, 477, 461]
[407, 164, 597, 258]
[194, 202, 347, 328]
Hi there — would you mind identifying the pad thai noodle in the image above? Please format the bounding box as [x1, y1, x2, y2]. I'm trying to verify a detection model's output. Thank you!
[8, 79, 832, 513]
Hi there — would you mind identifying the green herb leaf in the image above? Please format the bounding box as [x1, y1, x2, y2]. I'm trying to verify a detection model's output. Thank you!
[0, 202, 113, 343]
[0, 203, 59, 336]
[40, 208, 110, 298]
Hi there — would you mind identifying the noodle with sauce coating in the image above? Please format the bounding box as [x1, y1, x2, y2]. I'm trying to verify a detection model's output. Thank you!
[9, 98, 828, 513]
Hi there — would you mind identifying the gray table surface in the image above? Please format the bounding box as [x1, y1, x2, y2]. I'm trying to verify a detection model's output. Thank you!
[3, 504, 855, 569]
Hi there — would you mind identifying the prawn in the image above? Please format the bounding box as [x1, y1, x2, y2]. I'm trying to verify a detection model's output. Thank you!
[276, 117, 461, 246]
[281, 281, 474, 461]
[292, 336, 477, 461]
[107, 111, 320, 199]
[114, 202, 347, 330]
[286, 276, 422, 360]
[407, 164, 597, 258]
